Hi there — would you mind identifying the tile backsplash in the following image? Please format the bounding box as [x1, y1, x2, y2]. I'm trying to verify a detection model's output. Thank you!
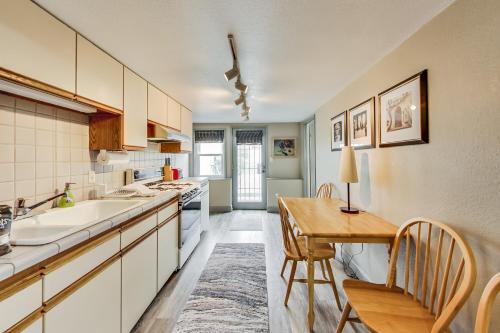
[0, 93, 189, 209]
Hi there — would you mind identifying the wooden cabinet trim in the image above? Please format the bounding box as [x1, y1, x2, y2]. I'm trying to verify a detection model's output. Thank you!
[0, 273, 41, 303]
[157, 197, 180, 211]
[4, 308, 43, 333]
[43, 254, 121, 312]
[42, 229, 120, 275]
[158, 211, 180, 229]
[120, 209, 157, 233]
[121, 228, 158, 256]
[76, 95, 122, 114]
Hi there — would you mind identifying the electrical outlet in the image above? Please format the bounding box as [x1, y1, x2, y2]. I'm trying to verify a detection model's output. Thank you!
[88, 170, 96, 184]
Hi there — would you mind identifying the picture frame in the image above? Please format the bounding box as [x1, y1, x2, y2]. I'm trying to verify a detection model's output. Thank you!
[273, 137, 296, 157]
[378, 70, 428, 147]
[348, 97, 375, 149]
[330, 111, 347, 151]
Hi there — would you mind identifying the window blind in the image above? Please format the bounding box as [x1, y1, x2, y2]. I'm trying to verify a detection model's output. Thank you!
[236, 130, 263, 145]
[194, 130, 225, 143]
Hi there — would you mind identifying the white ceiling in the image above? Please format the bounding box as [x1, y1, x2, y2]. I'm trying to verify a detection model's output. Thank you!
[35, 0, 453, 123]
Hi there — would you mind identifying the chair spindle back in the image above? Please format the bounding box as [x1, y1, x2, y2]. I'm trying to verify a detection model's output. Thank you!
[386, 218, 476, 332]
[278, 197, 302, 257]
[316, 183, 334, 198]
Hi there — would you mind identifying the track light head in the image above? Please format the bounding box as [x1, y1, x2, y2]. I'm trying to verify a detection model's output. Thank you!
[234, 93, 245, 106]
[235, 76, 248, 93]
[224, 64, 239, 81]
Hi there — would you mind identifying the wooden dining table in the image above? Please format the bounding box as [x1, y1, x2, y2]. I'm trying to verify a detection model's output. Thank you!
[281, 197, 399, 331]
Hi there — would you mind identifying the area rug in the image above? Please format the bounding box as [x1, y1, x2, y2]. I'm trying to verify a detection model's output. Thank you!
[229, 217, 263, 231]
[173, 243, 269, 333]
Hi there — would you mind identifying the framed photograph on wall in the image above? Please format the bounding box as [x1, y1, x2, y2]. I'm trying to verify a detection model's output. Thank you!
[273, 137, 296, 157]
[378, 70, 428, 147]
[348, 97, 375, 149]
[330, 111, 347, 151]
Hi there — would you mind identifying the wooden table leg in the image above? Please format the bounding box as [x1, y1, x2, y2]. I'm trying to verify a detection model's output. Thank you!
[307, 237, 316, 331]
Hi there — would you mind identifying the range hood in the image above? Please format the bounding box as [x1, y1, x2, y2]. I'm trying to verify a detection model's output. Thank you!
[147, 123, 190, 143]
[0, 78, 97, 114]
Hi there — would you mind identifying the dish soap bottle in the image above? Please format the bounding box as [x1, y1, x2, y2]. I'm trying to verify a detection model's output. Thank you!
[58, 182, 76, 208]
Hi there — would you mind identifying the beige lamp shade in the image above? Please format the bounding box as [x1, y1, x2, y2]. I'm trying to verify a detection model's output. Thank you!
[339, 146, 358, 183]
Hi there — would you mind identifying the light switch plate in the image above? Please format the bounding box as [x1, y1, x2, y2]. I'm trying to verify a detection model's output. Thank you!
[88, 170, 96, 184]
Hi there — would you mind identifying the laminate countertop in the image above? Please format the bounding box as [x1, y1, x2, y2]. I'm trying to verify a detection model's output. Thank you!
[0, 190, 179, 283]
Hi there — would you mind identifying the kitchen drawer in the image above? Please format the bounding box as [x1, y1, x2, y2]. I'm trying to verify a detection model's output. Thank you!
[158, 201, 178, 223]
[121, 213, 157, 249]
[43, 234, 120, 301]
[0, 278, 42, 332]
[21, 317, 42, 333]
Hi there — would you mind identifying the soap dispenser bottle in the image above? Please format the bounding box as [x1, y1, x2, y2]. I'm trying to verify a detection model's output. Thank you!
[58, 182, 76, 208]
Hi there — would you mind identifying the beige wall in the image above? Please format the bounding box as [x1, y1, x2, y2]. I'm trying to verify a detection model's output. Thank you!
[314, 0, 500, 331]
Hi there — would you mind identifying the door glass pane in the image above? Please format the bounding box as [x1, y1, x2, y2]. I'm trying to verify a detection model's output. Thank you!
[199, 155, 223, 176]
[237, 143, 262, 202]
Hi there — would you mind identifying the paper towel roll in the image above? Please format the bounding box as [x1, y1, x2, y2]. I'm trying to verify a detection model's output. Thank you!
[96, 150, 130, 165]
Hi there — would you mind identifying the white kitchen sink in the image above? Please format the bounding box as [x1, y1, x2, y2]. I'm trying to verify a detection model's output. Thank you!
[10, 200, 147, 245]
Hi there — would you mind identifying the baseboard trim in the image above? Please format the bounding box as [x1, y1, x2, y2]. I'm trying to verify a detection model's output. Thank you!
[266, 206, 278, 213]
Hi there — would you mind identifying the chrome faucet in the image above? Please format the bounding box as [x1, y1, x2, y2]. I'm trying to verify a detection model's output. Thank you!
[14, 183, 75, 220]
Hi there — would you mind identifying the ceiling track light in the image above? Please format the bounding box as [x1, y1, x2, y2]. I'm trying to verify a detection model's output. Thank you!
[225, 34, 251, 120]
[235, 76, 248, 94]
[234, 93, 245, 106]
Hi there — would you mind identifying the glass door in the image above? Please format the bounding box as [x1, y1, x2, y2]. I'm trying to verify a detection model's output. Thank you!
[232, 128, 267, 209]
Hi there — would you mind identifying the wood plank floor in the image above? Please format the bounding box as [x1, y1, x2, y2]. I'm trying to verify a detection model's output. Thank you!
[133, 210, 369, 333]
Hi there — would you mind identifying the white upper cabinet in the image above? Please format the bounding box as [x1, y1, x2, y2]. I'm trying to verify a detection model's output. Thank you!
[76, 35, 124, 110]
[167, 97, 181, 131]
[147, 83, 168, 126]
[124, 68, 147, 148]
[0, 0, 76, 93]
[180, 106, 193, 152]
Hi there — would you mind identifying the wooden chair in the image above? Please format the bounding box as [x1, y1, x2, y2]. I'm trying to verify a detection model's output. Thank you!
[316, 182, 335, 199]
[278, 197, 342, 310]
[336, 218, 477, 333]
[474, 273, 500, 333]
[315, 182, 335, 278]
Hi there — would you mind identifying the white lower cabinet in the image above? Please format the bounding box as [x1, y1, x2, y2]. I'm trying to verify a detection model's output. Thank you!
[21, 318, 43, 333]
[44, 259, 121, 333]
[121, 232, 158, 333]
[157, 217, 179, 290]
[201, 191, 210, 231]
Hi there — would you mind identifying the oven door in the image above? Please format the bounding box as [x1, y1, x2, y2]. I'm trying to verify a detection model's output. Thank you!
[180, 194, 201, 247]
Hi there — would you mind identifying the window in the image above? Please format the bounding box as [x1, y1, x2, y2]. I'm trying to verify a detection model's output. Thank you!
[194, 130, 225, 178]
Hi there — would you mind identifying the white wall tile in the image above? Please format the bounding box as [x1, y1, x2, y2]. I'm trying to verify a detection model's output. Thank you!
[0, 125, 14, 144]
[36, 178, 55, 195]
[0, 144, 14, 163]
[15, 180, 35, 198]
[0, 164, 14, 183]
[70, 134, 82, 148]
[56, 162, 70, 177]
[70, 148, 82, 162]
[56, 132, 71, 147]
[15, 127, 35, 145]
[15, 163, 35, 181]
[0, 94, 15, 108]
[15, 145, 35, 162]
[56, 147, 70, 162]
[15, 109, 35, 128]
[36, 104, 54, 116]
[35, 115, 55, 131]
[36, 146, 54, 162]
[36, 162, 54, 179]
[56, 119, 71, 133]
[0, 182, 14, 201]
[0, 107, 15, 126]
[70, 175, 83, 189]
[56, 176, 70, 191]
[56, 108, 72, 120]
[16, 99, 36, 112]
[36, 130, 55, 146]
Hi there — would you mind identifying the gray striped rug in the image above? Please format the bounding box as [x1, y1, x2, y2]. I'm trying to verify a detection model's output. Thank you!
[173, 243, 269, 333]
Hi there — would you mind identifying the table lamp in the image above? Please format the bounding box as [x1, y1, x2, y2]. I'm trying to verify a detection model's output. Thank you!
[339, 146, 359, 214]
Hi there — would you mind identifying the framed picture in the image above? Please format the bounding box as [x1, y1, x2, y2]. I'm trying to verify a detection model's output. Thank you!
[378, 70, 428, 147]
[330, 111, 347, 151]
[273, 137, 296, 157]
[348, 97, 375, 149]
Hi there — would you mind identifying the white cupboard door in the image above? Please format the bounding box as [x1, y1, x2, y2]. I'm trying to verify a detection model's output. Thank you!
[122, 233, 158, 333]
[0, 0, 76, 93]
[147, 84, 168, 126]
[124, 68, 147, 148]
[157, 217, 179, 290]
[167, 97, 181, 131]
[76, 35, 124, 110]
[180, 106, 193, 152]
[0, 279, 42, 332]
[20, 318, 43, 333]
[44, 259, 121, 333]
